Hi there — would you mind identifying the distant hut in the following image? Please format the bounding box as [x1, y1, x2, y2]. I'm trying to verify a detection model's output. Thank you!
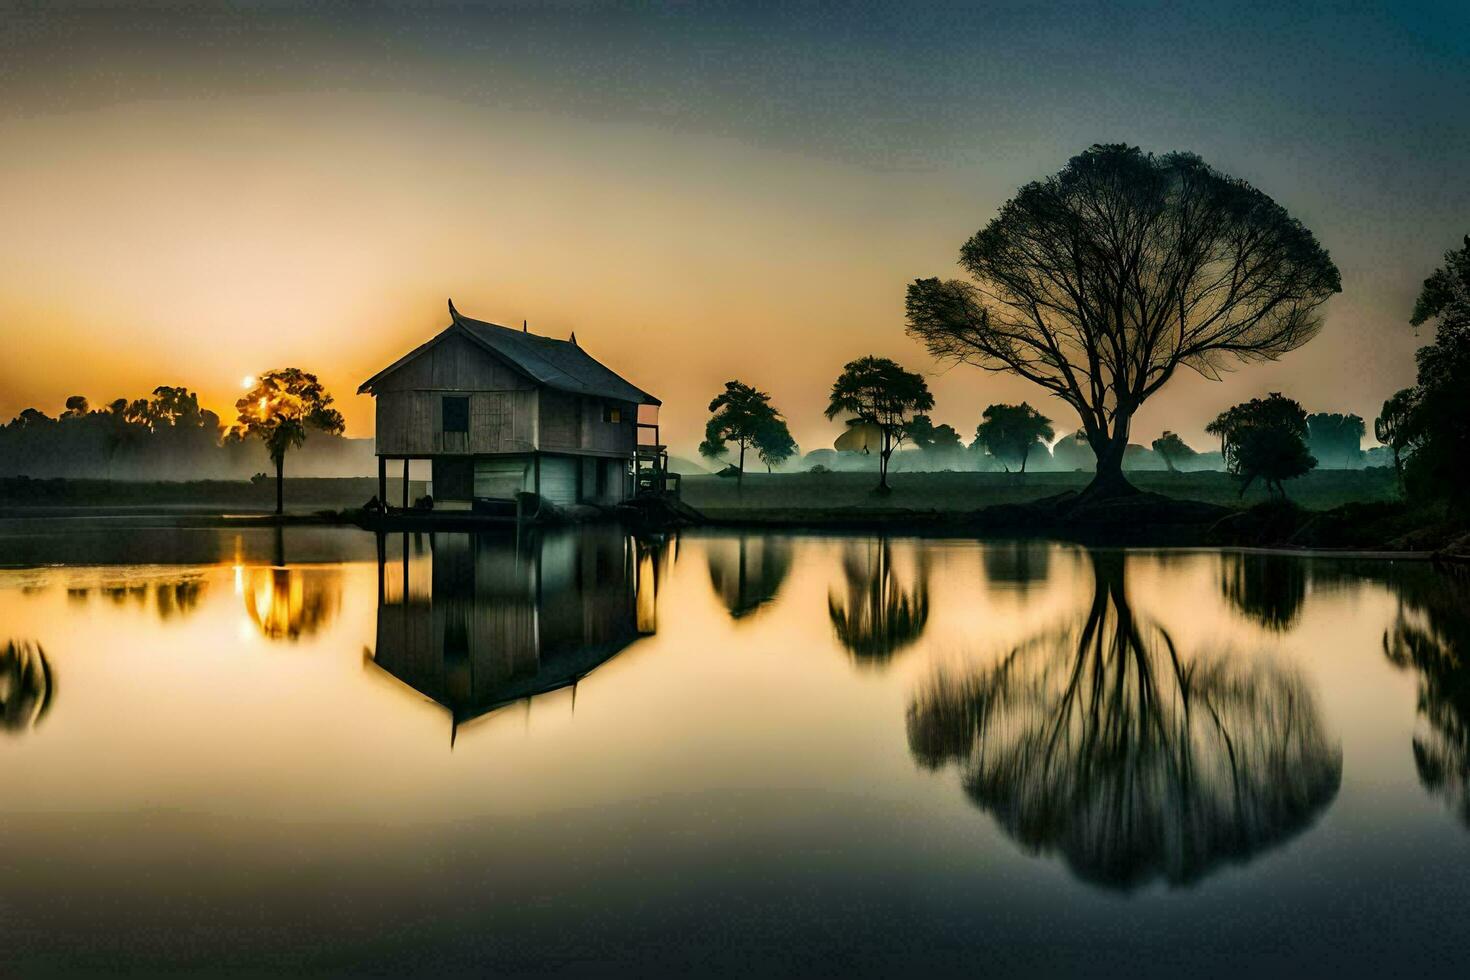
[359, 300, 668, 509]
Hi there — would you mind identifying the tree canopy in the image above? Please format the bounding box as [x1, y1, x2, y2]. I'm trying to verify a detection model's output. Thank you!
[1398, 235, 1470, 509]
[753, 414, 799, 472]
[1211, 393, 1316, 497]
[904, 414, 963, 454]
[825, 356, 934, 492]
[906, 144, 1340, 499]
[699, 380, 791, 483]
[1375, 387, 1419, 494]
[233, 369, 344, 514]
[973, 402, 1054, 473]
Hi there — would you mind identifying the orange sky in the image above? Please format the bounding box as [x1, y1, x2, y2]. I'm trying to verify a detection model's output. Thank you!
[2, 3, 1463, 459]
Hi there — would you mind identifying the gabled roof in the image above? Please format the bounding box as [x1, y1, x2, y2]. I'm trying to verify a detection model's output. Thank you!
[358, 299, 660, 405]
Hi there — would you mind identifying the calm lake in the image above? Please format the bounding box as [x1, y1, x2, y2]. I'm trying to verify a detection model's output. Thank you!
[3, 522, 1469, 976]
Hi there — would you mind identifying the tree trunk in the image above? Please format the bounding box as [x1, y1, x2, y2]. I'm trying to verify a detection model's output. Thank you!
[274, 453, 285, 516]
[877, 431, 892, 494]
[1078, 427, 1138, 502]
[737, 441, 745, 490]
[1020, 445, 1029, 474]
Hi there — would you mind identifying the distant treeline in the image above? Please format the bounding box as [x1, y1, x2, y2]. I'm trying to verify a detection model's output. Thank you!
[792, 414, 1389, 476]
[0, 388, 374, 480]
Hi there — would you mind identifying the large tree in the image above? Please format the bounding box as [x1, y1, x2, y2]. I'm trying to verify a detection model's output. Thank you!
[906, 144, 1340, 501]
[825, 356, 934, 493]
[1402, 235, 1470, 510]
[974, 402, 1053, 473]
[907, 550, 1340, 888]
[699, 380, 786, 485]
[233, 369, 345, 515]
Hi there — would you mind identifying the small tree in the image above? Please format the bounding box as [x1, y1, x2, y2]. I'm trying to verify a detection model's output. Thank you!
[905, 414, 963, 454]
[1151, 431, 1197, 473]
[1306, 412, 1366, 469]
[699, 380, 785, 486]
[753, 414, 799, 473]
[62, 395, 89, 418]
[1374, 387, 1420, 495]
[1214, 393, 1316, 498]
[233, 369, 345, 515]
[824, 356, 934, 493]
[974, 403, 1053, 473]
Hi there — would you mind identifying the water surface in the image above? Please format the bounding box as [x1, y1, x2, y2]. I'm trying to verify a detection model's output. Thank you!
[3, 525, 1469, 976]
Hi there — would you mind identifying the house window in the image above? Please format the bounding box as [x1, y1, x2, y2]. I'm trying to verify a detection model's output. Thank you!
[602, 404, 622, 424]
[443, 396, 469, 433]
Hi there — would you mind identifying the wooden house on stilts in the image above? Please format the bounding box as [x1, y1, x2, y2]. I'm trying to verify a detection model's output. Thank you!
[359, 300, 676, 511]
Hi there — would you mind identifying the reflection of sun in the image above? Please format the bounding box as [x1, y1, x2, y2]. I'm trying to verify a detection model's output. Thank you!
[242, 566, 340, 642]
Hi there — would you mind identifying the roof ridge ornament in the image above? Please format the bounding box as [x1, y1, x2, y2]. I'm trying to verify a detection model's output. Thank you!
[569, 331, 577, 346]
[448, 298, 462, 323]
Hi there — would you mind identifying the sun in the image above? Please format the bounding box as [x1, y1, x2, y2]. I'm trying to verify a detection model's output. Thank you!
[241, 375, 255, 389]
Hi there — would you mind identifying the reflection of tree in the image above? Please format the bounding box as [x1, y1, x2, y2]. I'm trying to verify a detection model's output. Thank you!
[706, 535, 792, 620]
[1220, 553, 1306, 631]
[828, 539, 929, 666]
[908, 551, 1340, 889]
[243, 566, 341, 642]
[981, 540, 1051, 595]
[1, 640, 53, 734]
[1378, 567, 1470, 826]
[63, 576, 208, 621]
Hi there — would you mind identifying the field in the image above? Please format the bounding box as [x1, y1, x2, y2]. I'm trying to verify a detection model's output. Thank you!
[681, 468, 1400, 520]
[0, 477, 427, 515]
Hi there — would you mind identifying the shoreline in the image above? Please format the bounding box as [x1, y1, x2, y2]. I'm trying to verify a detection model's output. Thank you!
[0, 501, 1459, 564]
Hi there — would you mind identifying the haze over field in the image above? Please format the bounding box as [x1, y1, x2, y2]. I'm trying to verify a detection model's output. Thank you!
[2, 1, 1467, 459]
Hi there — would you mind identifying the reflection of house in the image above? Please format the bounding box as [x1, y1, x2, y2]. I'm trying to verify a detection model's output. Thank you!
[372, 528, 658, 740]
[358, 300, 663, 509]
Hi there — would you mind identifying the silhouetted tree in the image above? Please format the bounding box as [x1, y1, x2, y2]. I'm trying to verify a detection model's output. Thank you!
[1213, 393, 1317, 497]
[1306, 412, 1365, 469]
[825, 356, 934, 493]
[699, 380, 784, 486]
[906, 144, 1339, 501]
[62, 395, 89, 418]
[753, 414, 799, 473]
[905, 414, 963, 454]
[233, 369, 345, 515]
[1401, 235, 1470, 510]
[974, 402, 1053, 473]
[1375, 387, 1419, 495]
[1150, 431, 1196, 473]
[907, 550, 1341, 889]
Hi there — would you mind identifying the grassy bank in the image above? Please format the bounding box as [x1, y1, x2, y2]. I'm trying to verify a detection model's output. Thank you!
[681, 469, 1399, 520]
[0, 476, 427, 514]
